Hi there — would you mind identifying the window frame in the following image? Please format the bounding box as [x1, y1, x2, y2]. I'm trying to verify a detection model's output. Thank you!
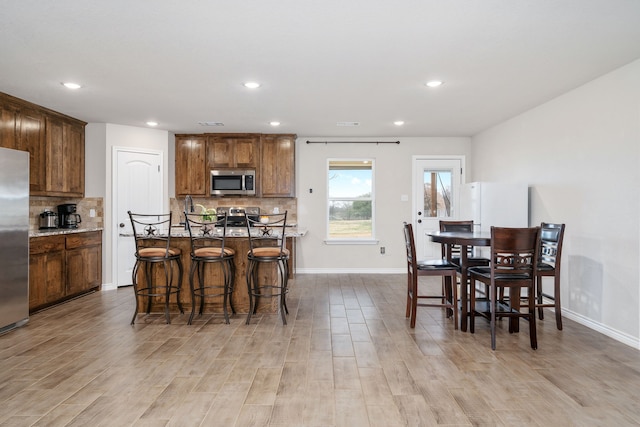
[325, 158, 377, 244]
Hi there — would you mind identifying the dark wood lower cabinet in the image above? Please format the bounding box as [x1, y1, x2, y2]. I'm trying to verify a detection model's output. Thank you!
[29, 231, 102, 312]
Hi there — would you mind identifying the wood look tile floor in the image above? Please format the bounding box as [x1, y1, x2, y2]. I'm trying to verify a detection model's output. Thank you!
[2, 274, 640, 426]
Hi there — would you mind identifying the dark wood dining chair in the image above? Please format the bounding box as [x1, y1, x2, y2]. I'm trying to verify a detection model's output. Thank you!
[468, 226, 540, 350]
[439, 220, 490, 269]
[403, 222, 459, 329]
[535, 222, 566, 330]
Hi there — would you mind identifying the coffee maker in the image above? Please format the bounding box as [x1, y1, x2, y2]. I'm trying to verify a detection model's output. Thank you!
[57, 203, 82, 229]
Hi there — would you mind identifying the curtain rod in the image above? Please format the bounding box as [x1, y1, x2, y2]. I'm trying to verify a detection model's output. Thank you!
[306, 140, 400, 145]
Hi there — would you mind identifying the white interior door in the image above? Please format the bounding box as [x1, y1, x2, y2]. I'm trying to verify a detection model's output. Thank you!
[114, 148, 163, 287]
[413, 157, 463, 260]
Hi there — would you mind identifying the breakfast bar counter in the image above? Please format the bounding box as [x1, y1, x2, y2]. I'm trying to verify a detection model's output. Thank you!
[123, 228, 306, 318]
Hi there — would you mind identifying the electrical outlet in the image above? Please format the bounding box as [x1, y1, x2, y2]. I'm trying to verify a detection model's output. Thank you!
[380, 246, 385, 255]
[89, 208, 96, 217]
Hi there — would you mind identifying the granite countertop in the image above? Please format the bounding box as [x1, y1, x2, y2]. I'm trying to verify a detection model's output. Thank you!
[30, 227, 104, 238]
[119, 226, 307, 238]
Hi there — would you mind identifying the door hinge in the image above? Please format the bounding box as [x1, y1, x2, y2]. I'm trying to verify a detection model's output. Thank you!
[158, 165, 160, 172]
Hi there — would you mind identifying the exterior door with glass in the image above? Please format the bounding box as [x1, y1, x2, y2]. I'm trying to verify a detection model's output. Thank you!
[413, 157, 463, 260]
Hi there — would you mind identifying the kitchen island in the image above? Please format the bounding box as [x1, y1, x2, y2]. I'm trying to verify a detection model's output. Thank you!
[124, 227, 306, 318]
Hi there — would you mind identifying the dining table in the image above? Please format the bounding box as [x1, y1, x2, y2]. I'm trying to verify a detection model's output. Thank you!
[428, 230, 491, 332]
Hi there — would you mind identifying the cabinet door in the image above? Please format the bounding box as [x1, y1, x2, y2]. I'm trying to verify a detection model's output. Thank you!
[66, 232, 102, 295]
[0, 104, 18, 149]
[234, 136, 259, 168]
[19, 109, 46, 193]
[175, 136, 206, 196]
[63, 121, 84, 196]
[29, 236, 66, 310]
[260, 134, 296, 197]
[206, 136, 232, 168]
[45, 117, 65, 193]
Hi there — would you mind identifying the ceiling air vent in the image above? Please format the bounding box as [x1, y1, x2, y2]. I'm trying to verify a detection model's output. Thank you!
[336, 121, 360, 127]
[198, 121, 225, 126]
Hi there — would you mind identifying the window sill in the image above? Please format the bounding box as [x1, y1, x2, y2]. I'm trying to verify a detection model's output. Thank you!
[324, 239, 379, 245]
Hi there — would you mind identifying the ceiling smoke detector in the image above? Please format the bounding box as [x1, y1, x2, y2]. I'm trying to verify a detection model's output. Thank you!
[198, 121, 225, 126]
[336, 121, 360, 127]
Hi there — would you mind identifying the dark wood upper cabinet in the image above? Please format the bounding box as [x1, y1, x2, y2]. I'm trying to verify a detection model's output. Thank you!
[260, 134, 296, 198]
[0, 92, 85, 197]
[175, 135, 207, 197]
[206, 134, 259, 169]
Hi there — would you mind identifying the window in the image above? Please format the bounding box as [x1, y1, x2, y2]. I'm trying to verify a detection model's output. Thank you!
[327, 159, 374, 241]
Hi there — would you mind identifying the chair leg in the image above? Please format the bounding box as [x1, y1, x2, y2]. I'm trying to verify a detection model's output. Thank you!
[410, 273, 418, 329]
[406, 268, 412, 319]
[536, 274, 545, 320]
[528, 289, 538, 350]
[553, 275, 563, 330]
[450, 272, 458, 330]
[490, 283, 496, 350]
[188, 260, 198, 325]
[175, 258, 184, 315]
[162, 260, 172, 324]
[245, 259, 255, 325]
[130, 260, 141, 325]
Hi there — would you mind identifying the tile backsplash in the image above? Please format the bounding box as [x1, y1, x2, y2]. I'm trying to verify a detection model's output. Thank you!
[30, 196, 104, 232]
[169, 197, 297, 225]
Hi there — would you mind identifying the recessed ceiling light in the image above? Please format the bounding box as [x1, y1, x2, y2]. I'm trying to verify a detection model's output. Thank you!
[146, 121, 158, 127]
[269, 121, 281, 126]
[425, 80, 443, 88]
[243, 82, 260, 89]
[394, 121, 405, 126]
[62, 82, 82, 89]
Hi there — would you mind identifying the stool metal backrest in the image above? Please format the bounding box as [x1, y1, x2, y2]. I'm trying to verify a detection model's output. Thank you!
[185, 212, 229, 259]
[128, 212, 174, 258]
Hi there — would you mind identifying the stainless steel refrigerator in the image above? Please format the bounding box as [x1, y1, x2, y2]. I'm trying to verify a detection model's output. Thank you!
[0, 147, 29, 333]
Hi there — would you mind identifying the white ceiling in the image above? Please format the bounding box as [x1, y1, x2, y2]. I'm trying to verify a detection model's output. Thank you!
[1, 0, 640, 137]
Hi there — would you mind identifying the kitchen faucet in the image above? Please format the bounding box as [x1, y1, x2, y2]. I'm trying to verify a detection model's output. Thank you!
[184, 195, 194, 229]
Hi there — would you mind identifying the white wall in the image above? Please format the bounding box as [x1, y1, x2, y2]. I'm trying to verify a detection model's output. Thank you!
[296, 136, 471, 272]
[85, 123, 171, 287]
[470, 59, 640, 347]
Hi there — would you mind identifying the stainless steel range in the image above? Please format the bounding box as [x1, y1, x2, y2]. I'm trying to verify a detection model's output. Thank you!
[216, 206, 260, 228]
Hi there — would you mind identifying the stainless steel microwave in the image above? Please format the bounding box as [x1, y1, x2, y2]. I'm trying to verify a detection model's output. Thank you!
[210, 169, 256, 196]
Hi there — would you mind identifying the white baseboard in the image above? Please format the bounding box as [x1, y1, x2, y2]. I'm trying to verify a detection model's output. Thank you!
[101, 282, 116, 291]
[561, 308, 639, 349]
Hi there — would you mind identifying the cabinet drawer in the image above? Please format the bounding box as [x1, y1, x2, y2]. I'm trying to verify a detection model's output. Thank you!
[30, 235, 65, 254]
[66, 231, 102, 249]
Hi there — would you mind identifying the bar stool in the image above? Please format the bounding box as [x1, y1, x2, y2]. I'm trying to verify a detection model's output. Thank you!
[244, 211, 289, 325]
[128, 212, 184, 324]
[185, 212, 236, 324]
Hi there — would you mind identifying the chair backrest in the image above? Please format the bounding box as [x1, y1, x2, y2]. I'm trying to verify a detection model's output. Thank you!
[490, 226, 540, 278]
[439, 220, 474, 259]
[185, 212, 229, 258]
[539, 222, 565, 269]
[128, 211, 173, 257]
[245, 211, 288, 256]
[403, 222, 417, 271]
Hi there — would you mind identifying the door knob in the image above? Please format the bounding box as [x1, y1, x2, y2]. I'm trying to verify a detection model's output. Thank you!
[119, 223, 125, 228]
[417, 211, 422, 216]
[417, 219, 422, 223]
